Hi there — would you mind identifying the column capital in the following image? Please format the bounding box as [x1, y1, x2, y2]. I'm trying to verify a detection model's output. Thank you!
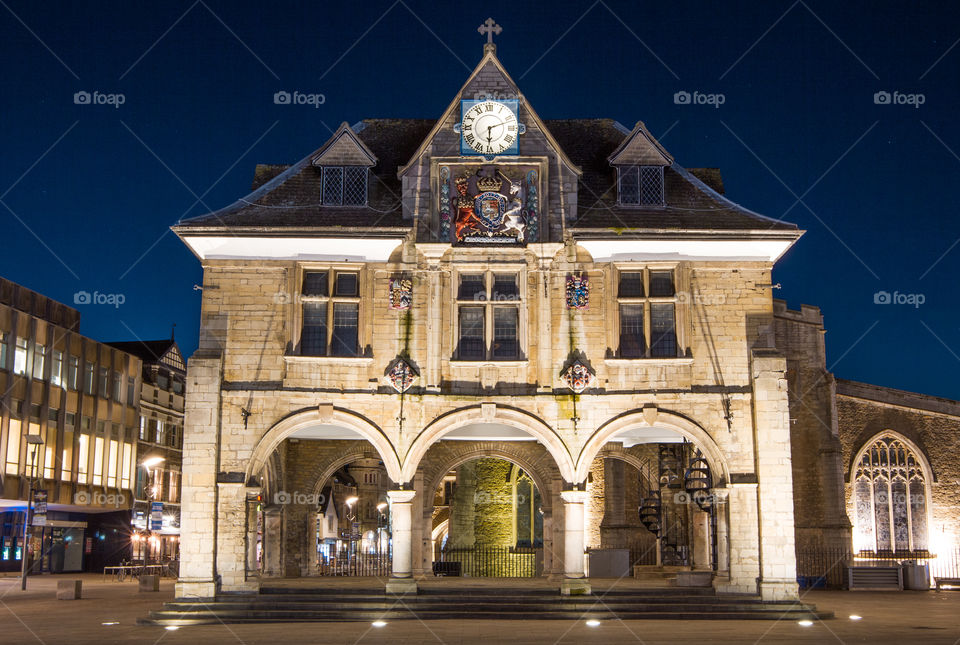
[388, 489, 416, 504]
[560, 490, 588, 504]
[709, 487, 730, 502]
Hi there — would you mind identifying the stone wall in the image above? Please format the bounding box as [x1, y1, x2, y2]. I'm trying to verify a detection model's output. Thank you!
[836, 380, 960, 555]
[773, 300, 851, 550]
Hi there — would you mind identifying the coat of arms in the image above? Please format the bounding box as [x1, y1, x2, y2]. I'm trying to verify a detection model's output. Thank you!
[451, 169, 526, 244]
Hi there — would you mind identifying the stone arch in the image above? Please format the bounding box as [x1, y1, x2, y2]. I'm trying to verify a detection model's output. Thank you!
[575, 408, 729, 485]
[402, 405, 575, 483]
[595, 444, 657, 479]
[246, 406, 402, 484]
[309, 447, 386, 499]
[848, 430, 936, 484]
[418, 440, 561, 511]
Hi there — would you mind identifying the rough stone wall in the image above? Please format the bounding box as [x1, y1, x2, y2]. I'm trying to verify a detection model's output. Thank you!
[773, 300, 851, 549]
[472, 458, 515, 547]
[836, 380, 960, 555]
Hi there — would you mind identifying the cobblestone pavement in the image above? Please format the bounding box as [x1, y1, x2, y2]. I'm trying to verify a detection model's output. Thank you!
[1, 574, 959, 644]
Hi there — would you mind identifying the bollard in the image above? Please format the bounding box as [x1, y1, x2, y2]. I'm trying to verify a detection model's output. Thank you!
[57, 579, 82, 600]
[139, 574, 160, 592]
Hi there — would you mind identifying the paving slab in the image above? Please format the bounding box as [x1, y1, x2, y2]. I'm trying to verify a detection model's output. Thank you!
[0, 574, 959, 644]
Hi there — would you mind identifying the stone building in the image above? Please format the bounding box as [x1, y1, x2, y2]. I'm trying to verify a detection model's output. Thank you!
[107, 338, 186, 562]
[170, 33, 960, 601]
[0, 277, 142, 573]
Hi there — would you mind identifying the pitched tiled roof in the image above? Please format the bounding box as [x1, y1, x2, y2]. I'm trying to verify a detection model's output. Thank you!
[175, 119, 435, 232]
[545, 119, 796, 232]
[174, 118, 795, 234]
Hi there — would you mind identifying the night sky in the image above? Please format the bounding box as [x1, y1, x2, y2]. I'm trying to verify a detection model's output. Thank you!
[2, 1, 958, 397]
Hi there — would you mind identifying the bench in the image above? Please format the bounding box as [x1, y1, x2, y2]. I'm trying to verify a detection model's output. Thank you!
[935, 577, 960, 590]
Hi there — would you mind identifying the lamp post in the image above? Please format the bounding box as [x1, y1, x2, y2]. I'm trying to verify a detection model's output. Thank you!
[345, 496, 358, 571]
[140, 456, 165, 565]
[376, 502, 388, 559]
[20, 434, 43, 591]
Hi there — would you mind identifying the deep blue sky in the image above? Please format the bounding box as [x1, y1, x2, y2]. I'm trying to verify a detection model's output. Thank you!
[2, 1, 959, 397]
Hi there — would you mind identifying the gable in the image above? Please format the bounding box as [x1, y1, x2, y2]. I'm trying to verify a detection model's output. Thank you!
[160, 345, 185, 372]
[607, 121, 673, 166]
[311, 122, 377, 167]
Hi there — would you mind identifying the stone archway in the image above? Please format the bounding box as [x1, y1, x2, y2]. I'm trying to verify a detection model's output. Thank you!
[576, 407, 729, 485]
[247, 405, 402, 484]
[401, 404, 576, 483]
[414, 440, 564, 578]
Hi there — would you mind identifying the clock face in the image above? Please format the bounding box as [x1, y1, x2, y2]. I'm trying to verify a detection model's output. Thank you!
[460, 100, 520, 156]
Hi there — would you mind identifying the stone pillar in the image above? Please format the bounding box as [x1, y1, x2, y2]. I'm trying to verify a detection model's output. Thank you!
[246, 497, 260, 576]
[216, 482, 258, 592]
[560, 490, 590, 595]
[386, 489, 417, 594]
[307, 511, 319, 576]
[716, 482, 760, 595]
[175, 355, 221, 600]
[692, 509, 711, 570]
[262, 506, 282, 576]
[411, 472, 426, 577]
[281, 503, 312, 578]
[752, 349, 800, 601]
[711, 487, 730, 582]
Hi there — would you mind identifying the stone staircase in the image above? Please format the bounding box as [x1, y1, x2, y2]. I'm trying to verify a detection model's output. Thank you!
[140, 585, 831, 625]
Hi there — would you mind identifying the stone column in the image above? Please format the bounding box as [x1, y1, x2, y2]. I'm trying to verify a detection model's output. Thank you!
[174, 355, 221, 600]
[262, 506, 282, 577]
[752, 349, 800, 601]
[281, 503, 310, 577]
[560, 490, 590, 595]
[216, 482, 258, 592]
[711, 487, 730, 582]
[716, 482, 760, 595]
[692, 509, 711, 570]
[386, 489, 417, 594]
[246, 496, 260, 576]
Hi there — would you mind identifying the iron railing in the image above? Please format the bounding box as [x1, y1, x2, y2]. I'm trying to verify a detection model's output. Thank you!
[433, 545, 543, 577]
[795, 546, 960, 589]
[317, 550, 392, 577]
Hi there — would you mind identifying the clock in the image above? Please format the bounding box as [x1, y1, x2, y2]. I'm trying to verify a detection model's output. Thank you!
[458, 99, 522, 156]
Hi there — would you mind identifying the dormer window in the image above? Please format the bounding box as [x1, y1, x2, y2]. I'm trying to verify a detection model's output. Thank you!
[320, 166, 368, 206]
[618, 165, 664, 206]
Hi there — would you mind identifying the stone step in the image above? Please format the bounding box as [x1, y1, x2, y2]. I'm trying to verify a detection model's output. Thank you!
[140, 605, 829, 625]
[160, 598, 798, 611]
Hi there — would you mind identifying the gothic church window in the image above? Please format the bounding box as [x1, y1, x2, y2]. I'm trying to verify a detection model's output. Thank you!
[853, 434, 929, 553]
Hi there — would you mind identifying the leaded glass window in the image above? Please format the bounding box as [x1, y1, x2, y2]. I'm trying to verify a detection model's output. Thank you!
[618, 166, 665, 206]
[853, 435, 929, 553]
[320, 166, 368, 205]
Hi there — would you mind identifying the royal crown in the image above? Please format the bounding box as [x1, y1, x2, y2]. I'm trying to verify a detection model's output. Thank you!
[476, 174, 503, 192]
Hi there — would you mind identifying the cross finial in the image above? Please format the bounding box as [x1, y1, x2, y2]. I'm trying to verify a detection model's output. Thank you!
[478, 17, 501, 52]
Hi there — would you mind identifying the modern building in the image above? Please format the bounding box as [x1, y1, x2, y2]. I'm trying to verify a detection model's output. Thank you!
[169, 30, 960, 602]
[107, 338, 185, 564]
[0, 277, 142, 574]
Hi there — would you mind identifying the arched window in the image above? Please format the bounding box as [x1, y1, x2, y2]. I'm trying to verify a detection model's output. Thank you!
[853, 435, 930, 553]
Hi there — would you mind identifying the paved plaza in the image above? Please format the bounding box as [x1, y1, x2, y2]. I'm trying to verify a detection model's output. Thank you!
[1, 575, 959, 644]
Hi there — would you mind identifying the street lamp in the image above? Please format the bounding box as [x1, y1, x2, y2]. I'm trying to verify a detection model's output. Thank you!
[20, 434, 43, 591]
[140, 455, 165, 565]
